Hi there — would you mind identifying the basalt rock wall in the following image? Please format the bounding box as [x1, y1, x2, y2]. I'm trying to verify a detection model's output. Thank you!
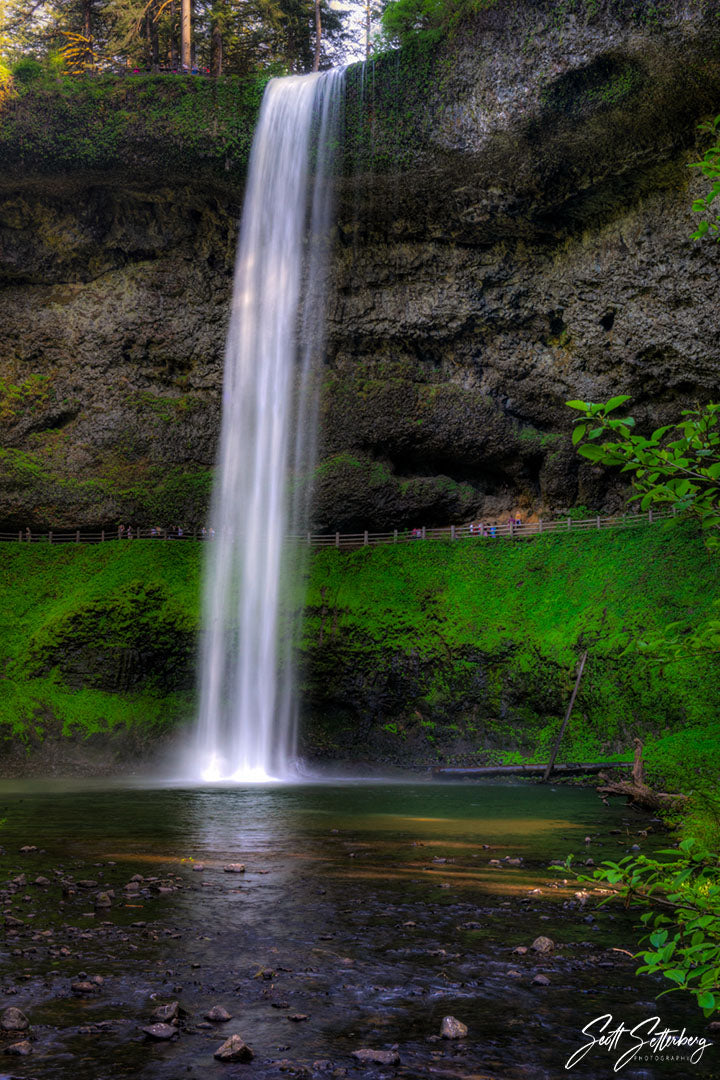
[1, 0, 719, 531]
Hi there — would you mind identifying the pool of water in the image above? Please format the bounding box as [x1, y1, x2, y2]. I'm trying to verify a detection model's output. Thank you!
[0, 780, 715, 1079]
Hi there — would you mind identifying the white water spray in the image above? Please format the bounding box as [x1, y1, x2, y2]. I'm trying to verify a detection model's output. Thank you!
[194, 70, 345, 783]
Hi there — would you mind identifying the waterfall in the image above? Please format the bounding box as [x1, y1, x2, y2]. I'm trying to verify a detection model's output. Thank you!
[194, 69, 345, 783]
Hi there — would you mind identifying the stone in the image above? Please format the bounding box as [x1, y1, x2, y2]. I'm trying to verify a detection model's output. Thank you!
[71, 980, 101, 996]
[288, 1014, 309, 1022]
[142, 1023, 178, 1041]
[19, 846, 37, 854]
[351, 1049, 400, 1066]
[531, 936, 554, 954]
[205, 1005, 232, 1022]
[1, 1007, 30, 1032]
[152, 1002, 180, 1023]
[532, 974, 551, 986]
[94, 892, 112, 908]
[512, 946, 528, 955]
[440, 1016, 468, 1039]
[223, 864, 245, 874]
[192, 864, 205, 872]
[5, 1040, 32, 1055]
[213, 1034, 254, 1062]
[33, 876, 50, 886]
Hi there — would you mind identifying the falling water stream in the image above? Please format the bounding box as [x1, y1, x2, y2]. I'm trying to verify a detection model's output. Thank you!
[194, 70, 345, 782]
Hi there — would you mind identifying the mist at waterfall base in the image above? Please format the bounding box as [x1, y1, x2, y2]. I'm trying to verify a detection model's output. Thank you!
[187, 70, 345, 784]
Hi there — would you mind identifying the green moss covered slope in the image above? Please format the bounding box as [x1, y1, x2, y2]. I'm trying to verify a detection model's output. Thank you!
[0, 523, 717, 788]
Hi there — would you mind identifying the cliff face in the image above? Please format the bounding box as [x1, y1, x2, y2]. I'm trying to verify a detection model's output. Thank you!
[1, 2, 719, 531]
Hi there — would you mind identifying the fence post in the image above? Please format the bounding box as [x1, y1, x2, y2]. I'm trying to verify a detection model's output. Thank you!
[363, 530, 368, 546]
[394, 529, 397, 543]
[567, 517, 571, 530]
[307, 532, 311, 545]
[117, 525, 121, 540]
[76, 530, 80, 543]
[451, 524, 455, 541]
[101, 530, 105, 543]
[48, 531, 52, 544]
[422, 526, 426, 540]
[648, 508, 653, 524]
[18, 531, 21, 542]
[335, 532, 339, 548]
[539, 519, 543, 533]
[597, 516, 601, 529]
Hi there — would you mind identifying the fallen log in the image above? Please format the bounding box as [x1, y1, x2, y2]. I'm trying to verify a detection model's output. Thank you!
[596, 778, 688, 811]
[596, 741, 687, 811]
[433, 762, 633, 778]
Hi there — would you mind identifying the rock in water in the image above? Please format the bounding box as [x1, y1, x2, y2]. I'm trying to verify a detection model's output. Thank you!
[1, 1007, 30, 1032]
[205, 1005, 232, 1022]
[142, 1023, 178, 1041]
[351, 1049, 401, 1065]
[213, 1035, 254, 1062]
[223, 864, 246, 874]
[532, 973, 551, 986]
[152, 1002, 180, 1023]
[531, 935, 555, 954]
[440, 1016, 468, 1039]
[5, 1040, 32, 1056]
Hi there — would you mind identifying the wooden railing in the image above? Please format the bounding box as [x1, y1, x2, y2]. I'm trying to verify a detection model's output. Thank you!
[0, 508, 677, 548]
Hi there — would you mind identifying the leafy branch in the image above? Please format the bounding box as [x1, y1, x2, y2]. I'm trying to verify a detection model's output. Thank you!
[562, 838, 720, 1016]
[690, 114, 720, 242]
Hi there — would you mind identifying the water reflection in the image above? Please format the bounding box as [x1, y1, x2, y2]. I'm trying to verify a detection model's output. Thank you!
[0, 782, 714, 1079]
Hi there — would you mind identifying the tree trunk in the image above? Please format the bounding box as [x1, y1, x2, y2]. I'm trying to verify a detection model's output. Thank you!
[169, 0, 178, 69]
[82, 0, 93, 70]
[211, 20, 223, 77]
[365, 0, 371, 60]
[313, 0, 321, 72]
[150, 1, 160, 71]
[181, 0, 192, 73]
[542, 649, 588, 781]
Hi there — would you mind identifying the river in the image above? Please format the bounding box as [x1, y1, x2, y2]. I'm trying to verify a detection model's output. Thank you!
[0, 780, 714, 1078]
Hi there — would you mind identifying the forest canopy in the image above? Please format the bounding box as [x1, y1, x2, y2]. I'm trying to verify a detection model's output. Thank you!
[0, 0, 361, 76]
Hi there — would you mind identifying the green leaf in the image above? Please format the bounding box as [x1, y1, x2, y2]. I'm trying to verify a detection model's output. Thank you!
[605, 395, 632, 413]
[571, 424, 587, 445]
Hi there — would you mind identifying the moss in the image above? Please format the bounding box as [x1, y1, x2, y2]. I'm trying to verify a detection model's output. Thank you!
[0, 523, 717, 803]
[0, 73, 270, 179]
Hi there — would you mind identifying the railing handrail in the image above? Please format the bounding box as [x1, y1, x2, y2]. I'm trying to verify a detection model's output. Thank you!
[0, 507, 678, 547]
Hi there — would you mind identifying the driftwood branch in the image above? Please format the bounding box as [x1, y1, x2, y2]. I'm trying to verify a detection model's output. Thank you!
[596, 740, 687, 810]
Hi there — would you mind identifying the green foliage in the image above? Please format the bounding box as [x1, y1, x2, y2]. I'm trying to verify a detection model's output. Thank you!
[567, 397, 720, 536]
[0, 73, 272, 175]
[690, 114, 720, 241]
[0, 542, 200, 739]
[568, 397, 720, 666]
[380, 0, 496, 48]
[583, 839, 720, 1016]
[11, 56, 42, 82]
[0, 374, 51, 422]
[0, 525, 718, 803]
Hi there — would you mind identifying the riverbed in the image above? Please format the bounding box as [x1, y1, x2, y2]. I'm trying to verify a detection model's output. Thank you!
[0, 781, 715, 1079]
